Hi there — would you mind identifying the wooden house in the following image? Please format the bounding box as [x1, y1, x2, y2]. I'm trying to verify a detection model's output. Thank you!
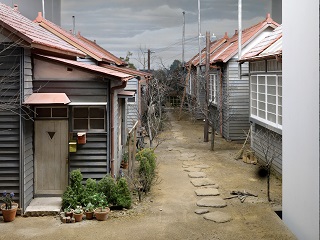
[240, 25, 282, 174]
[0, 3, 134, 211]
[187, 14, 279, 140]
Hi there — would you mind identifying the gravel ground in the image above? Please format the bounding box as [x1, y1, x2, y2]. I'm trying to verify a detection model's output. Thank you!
[0, 110, 297, 240]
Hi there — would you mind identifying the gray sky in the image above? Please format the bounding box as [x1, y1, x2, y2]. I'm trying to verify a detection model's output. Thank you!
[60, 1, 272, 69]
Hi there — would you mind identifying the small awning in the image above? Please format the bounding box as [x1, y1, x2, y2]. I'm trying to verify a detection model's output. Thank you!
[23, 93, 71, 105]
[118, 91, 135, 98]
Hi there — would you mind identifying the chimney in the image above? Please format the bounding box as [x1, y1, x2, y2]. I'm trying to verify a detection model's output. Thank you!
[13, 4, 18, 12]
[224, 32, 228, 39]
[266, 13, 272, 23]
[35, 12, 43, 23]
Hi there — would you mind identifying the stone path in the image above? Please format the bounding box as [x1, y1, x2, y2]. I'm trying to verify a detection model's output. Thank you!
[180, 152, 232, 223]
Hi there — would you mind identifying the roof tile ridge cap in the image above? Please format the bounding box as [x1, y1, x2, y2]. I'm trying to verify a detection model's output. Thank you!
[34, 12, 44, 23]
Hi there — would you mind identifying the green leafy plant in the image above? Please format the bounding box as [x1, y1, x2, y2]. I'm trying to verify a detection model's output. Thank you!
[122, 151, 129, 163]
[116, 178, 132, 209]
[85, 202, 94, 212]
[92, 192, 108, 212]
[136, 148, 157, 193]
[97, 175, 117, 205]
[62, 169, 84, 209]
[74, 205, 83, 214]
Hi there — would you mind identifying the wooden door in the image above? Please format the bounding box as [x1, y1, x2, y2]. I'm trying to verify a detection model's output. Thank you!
[35, 120, 68, 195]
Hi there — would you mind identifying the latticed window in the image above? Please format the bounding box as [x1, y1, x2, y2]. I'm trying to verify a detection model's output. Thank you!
[73, 106, 105, 131]
[209, 74, 218, 104]
[250, 61, 266, 72]
[251, 75, 282, 129]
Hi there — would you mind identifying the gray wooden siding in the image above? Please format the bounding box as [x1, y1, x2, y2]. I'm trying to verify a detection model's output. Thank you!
[33, 59, 111, 181]
[0, 44, 22, 204]
[125, 78, 138, 130]
[251, 124, 282, 174]
[223, 60, 250, 140]
[23, 119, 33, 208]
[23, 51, 34, 209]
[69, 133, 108, 180]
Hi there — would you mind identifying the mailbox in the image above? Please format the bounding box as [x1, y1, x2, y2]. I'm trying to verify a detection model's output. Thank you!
[69, 140, 77, 153]
[77, 132, 86, 144]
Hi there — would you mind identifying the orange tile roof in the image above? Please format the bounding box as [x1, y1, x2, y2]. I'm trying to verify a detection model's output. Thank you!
[188, 14, 279, 66]
[188, 33, 228, 66]
[240, 25, 282, 62]
[211, 14, 279, 63]
[35, 54, 134, 82]
[0, 3, 84, 57]
[77, 33, 126, 66]
[99, 63, 152, 80]
[34, 12, 125, 66]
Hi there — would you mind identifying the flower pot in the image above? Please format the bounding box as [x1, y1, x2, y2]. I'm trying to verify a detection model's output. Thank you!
[85, 211, 94, 220]
[73, 213, 83, 222]
[1, 203, 18, 222]
[122, 162, 128, 169]
[94, 207, 110, 221]
[65, 211, 73, 218]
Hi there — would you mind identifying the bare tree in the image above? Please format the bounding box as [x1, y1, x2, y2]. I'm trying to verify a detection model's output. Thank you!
[254, 128, 282, 202]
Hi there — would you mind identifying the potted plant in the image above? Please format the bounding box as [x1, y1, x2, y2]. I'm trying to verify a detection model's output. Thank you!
[64, 206, 73, 218]
[85, 202, 94, 220]
[73, 206, 83, 222]
[121, 151, 129, 169]
[93, 193, 110, 221]
[0, 191, 18, 222]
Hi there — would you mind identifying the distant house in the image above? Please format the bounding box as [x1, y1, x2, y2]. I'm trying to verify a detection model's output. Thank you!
[0, 3, 134, 211]
[187, 14, 279, 140]
[240, 25, 282, 174]
[34, 12, 152, 174]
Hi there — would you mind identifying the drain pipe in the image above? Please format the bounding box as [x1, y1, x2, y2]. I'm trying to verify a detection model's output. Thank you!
[110, 81, 127, 178]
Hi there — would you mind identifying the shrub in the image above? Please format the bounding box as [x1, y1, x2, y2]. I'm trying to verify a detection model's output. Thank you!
[97, 175, 118, 205]
[62, 169, 84, 209]
[136, 148, 157, 193]
[116, 178, 132, 209]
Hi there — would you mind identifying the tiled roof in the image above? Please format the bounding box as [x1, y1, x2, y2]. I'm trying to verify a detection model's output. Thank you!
[240, 25, 282, 61]
[99, 63, 152, 80]
[34, 12, 125, 66]
[188, 14, 279, 66]
[0, 3, 84, 57]
[35, 54, 134, 82]
[211, 14, 279, 63]
[188, 33, 228, 66]
[77, 33, 126, 66]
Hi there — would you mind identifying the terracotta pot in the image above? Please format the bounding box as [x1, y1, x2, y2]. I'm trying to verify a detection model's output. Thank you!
[122, 162, 128, 169]
[85, 211, 94, 220]
[1, 203, 18, 222]
[94, 207, 110, 221]
[73, 213, 83, 222]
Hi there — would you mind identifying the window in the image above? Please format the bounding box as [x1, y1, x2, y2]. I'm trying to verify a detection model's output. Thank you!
[127, 91, 137, 103]
[73, 106, 105, 131]
[35, 107, 68, 118]
[267, 59, 282, 72]
[209, 74, 218, 104]
[251, 75, 282, 129]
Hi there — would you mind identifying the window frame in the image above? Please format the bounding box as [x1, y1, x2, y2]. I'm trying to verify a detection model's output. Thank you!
[209, 73, 218, 104]
[34, 106, 68, 119]
[72, 106, 106, 132]
[250, 74, 282, 129]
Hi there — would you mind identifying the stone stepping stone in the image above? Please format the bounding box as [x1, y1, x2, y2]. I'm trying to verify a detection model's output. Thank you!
[188, 172, 207, 178]
[195, 188, 220, 196]
[182, 161, 196, 166]
[203, 211, 232, 223]
[195, 208, 209, 215]
[203, 184, 219, 189]
[184, 167, 202, 172]
[181, 153, 196, 158]
[194, 164, 210, 169]
[190, 178, 216, 187]
[197, 197, 227, 208]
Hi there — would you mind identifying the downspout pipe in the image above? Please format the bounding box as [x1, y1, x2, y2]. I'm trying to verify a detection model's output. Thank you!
[110, 81, 127, 178]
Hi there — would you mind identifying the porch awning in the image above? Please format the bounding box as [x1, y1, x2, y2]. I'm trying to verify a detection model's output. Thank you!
[23, 93, 71, 105]
[118, 91, 135, 98]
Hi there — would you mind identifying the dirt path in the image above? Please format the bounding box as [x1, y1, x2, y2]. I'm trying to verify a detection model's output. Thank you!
[0, 110, 296, 240]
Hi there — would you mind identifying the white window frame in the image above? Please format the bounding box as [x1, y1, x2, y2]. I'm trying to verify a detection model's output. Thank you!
[250, 74, 282, 129]
[209, 73, 218, 104]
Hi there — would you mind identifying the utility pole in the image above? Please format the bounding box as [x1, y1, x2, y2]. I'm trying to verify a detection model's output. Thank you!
[238, 0, 242, 78]
[182, 11, 185, 68]
[204, 31, 210, 142]
[42, 0, 45, 18]
[198, 0, 202, 67]
[146, 49, 155, 71]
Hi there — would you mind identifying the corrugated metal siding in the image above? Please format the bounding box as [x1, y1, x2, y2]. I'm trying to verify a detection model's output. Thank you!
[223, 60, 250, 140]
[0, 44, 22, 204]
[69, 133, 108, 180]
[251, 124, 282, 174]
